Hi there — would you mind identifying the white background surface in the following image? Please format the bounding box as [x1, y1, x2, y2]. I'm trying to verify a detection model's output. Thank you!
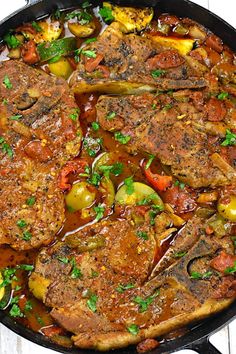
[0, 0, 235, 353]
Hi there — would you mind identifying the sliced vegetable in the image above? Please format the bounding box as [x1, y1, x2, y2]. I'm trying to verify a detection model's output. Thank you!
[150, 35, 194, 55]
[144, 164, 172, 192]
[33, 21, 62, 43]
[68, 21, 96, 38]
[218, 195, 236, 222]
[99, 176, 115, 207]
[207, 213, 230, 237]
[65, 234, 105, 251]
[101, 2, 153, 33]
[48, 58, 73, 79]
[115, 182, 164, 210]
[37, 37, 77, 62]
[4, 33, 21, 48]
[65, 181, 96, 211]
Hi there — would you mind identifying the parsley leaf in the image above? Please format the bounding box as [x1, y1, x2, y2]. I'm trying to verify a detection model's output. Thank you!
[99, 6, 114, 23]
[25, 300, 33, 311]
[84, 37, 97, 44]
[9, 114, 23, 121]
[134, 291, 159, 312]
[174, 251, 187, 258]
[0, 138, 14, 159]
[57, 256, 69, 264]
[151, 69, 166, 79]
[145, 154, 155, 170]
[106, 111, 116, 120]
[26, 196, 36, 206]
[65, 10, 92, 25]
[81, 49, 96, 58]
[217, 92, 229, 100]
[94, 204, 105, 221]
[91, 122, 100, 131]
[9, 304, 24, 318]
[87, 293, 98, 312]
[32, 21, 43, 32]
[116, 283, 135, 293]
[114, 132, 131, 145]
[18, 264, 34, 271]
[190, 271, 213, 279]
[69, 108, 80, 121]
[136, 231, 148, 240]
[22, 231, 32, 241]
[16, 219, 27, 229]
[70, 257, 83, 279]
[224, 261, 236, 274]
[127, 324, 139, 335]
[124, 176, 134, 195]
[88, 172, 102, 186]
[99, 162, 123, 177]
[221, 129, 236, 146]
[3, 75, 12, 89]
[4, 33, 21, 49]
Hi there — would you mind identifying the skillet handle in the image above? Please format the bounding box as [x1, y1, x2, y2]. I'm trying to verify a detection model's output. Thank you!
[186, 337, 221, 354]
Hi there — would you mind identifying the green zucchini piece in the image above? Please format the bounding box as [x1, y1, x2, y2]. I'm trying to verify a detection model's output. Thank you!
[37, 37, 77, 62]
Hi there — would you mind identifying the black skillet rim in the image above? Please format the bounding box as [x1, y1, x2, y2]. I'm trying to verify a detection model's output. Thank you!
[0, 0, 236, 353]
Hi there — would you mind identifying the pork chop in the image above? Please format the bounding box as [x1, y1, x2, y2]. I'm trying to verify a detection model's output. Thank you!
[0, 60, 82, 250]
[29, 207, 235, 351]
[96, 91, 236, 188]
[70, 22, 207, 94]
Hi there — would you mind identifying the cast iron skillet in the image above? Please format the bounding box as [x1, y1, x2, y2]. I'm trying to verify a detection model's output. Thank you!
[0, 0, 235, 353]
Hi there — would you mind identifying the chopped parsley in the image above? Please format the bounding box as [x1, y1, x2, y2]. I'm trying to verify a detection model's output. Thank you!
[137, 193, 159, 206]
[9, 114, 22, 121]
[136, 231, 148, 240]
[127, 324, 139, 336]
[145, 154, 155, 170]
[87, 293, 98, 312]
[36, 315, 45, 326]
[106, 111, 116, 120]
[91, 122, 100, 131]
[134, 291, 159, 312]
[18, 264, 34, 271]
[69, 108, 80, 121]
[174, 251, 187, 258]
[94, 204, 105, 221]
[16, 219, 27, 229]
[99, 162, 123, 177]
[124, 176, 134, 195]
[3, 75, 12, 89]
[99, 6, 114, 23]
[32, 21, 42, 32]
[190, 271, 213, 280]
[151, 69, 166, 79]
[26, 196, 36, 206]
[224, 261, 236, 274]
[70, 257, 83, 279]
[217, 92, 229, 100]
[114, 132, 131, 145]
[221, 129, 236, 146]
[174, 180, 185, 189]
[149, 206, 162, 226]
[163, 103, 173, 111]
[4, 33, 21, 48]
[81, 49, 97, 58]
[0, 137, 14, 159]
[91, 270, 99, 278]
[83, 137, 102, 157]
[3, 98, 8, 105]
[24, 300, 33, 312]
[65, 10, 92, 25]
[152, 103, 157, 110]
[0, 268, 17, 289]
[9, 304, 24, 318]
[116, 283, 135, 293]
[88, 172, 102, 186]
[22, 230, 32, 241]
[84, 37, 97, 44]
[57, 256, 69, 264]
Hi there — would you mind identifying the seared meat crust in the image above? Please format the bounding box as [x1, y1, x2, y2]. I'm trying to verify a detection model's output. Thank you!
[70, 23, 207, 94]
[0, 60, 82, 250]
[96, 91, 236, 188]
[31, 209, 234, 351]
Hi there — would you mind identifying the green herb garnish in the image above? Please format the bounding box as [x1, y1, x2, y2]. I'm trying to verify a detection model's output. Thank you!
[174, 251, 187, 258]
[9, 114, 23, 121]
[99, 6, 114, 22]
[94, 204, 105, 221]
[145, 154, 155, 170]
[190, 271, 213, 280]
[99, 162, 123, 177]
[127, 324, 139, 335]
[106, 111, 116, 120]
[22, 231, 32, 241]
[32, 21, 43, 32]
[25, 300, 33, 312]
[9, 304, 24, 318]
[217, 92, 229, 100]
[84, 37, 97, 44]
[116, 283, 135, 293]
[57, 256, 70, 264]
[136, 231, 148, 240]
[221, 129, 236, 146]
[224, 261, 236, 274]
[81, 49, 97, 58]
[87, 293, 98, 312]
[4, 33, 20, 48]
[91, 122, 100, 131]
[70, 257, 83, 279]
[3, 75, 12, 89]
[16, 219, 27, 229]
[151, 69, 166, 79]
[88, 172, 102, 186]
[134, 291, 159, 312]
[69, 108, 80, 121]
[26, 196, 36, 206]
[124, 176, 134, 195]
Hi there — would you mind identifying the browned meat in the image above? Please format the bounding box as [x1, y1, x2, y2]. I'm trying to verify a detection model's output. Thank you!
[30, 208, 235, 351]
[96, 91, 236, 188]
[0, 60, 82, 250]
[70, 23, 207, 94]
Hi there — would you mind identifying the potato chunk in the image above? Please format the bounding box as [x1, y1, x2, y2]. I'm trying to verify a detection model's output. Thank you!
[103, 2, 153, 33]
[29, 273, 51, 302]
[150, 35, 194, 55]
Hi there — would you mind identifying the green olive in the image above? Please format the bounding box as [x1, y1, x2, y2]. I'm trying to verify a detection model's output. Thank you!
[115, 182, 164, 209]
[218, 195, 236, 222]
[65, 181, 96, 211]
